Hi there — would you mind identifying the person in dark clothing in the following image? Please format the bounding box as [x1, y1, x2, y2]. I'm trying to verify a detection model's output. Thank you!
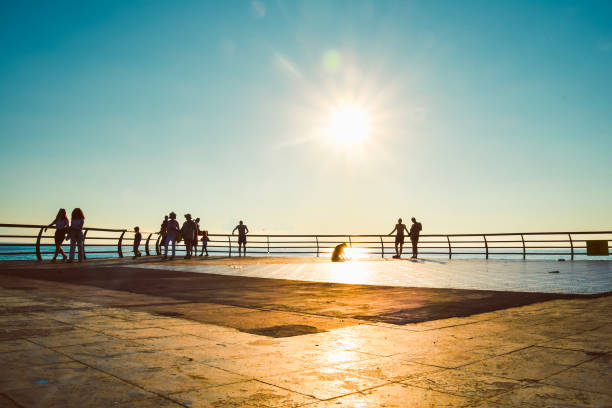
[159, 215, 168, 253]
[389, 218, 409, 258]
[232, 220, 249, 256]
[409, 217, 422, 259]
[133, 226, 142, 258]
[44, 208, 69, 261]
[193, 217, 201, 256]
[331, 243, 350, 262]
[181, 214, 197, 259]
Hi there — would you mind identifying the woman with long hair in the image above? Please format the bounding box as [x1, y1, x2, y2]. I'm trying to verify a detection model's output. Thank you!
[44, 208, 69, 261]
[68, 208, 85, 263]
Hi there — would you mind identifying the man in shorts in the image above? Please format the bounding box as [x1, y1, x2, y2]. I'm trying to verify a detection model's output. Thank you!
[389, 218, 409, 258]
[232, 220, 249, 256]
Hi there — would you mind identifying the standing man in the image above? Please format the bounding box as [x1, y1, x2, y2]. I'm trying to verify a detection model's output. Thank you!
[159, 215, 168, 254]
[409, 217, 423, 259]
[163, 212, 179, 260]
[181, 214, 197, 259]
[232, 220, 249, 257]
[389, 218, 409, 258]
[193, 217, 201, 256]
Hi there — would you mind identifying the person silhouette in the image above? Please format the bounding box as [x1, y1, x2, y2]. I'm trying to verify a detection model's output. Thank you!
[389, 218, 409, 258]
[232, 220, 249, 256]
[163, 212, 179, 260]
[331, 243, 350, 262]
[45, 208, 69, 261]
[181, 214, 197, 259]
[409, 217, 422, 259]
[68, 208, 85, 263]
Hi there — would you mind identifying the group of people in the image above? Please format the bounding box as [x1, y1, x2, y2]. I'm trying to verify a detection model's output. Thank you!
[45, 210, 420, 262]
[331, 217, 422, 262]
[159, 214, 249, 260]
[45, 208, 86, 262]
[159, 213, 209, 260]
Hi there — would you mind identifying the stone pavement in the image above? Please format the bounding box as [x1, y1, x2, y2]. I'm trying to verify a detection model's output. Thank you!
[0, 259, 611, 407]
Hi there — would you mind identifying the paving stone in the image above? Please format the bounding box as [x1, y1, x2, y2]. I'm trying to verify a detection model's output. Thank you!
[133, 334, 214, 350]
[543, 359, 612, 396]
[315, 382, 472, 407]
[55, 339, 151, 359]
[0, 347, 72, 369]
[406, 369, 524, 399]
[101, 327, 178, 339]
[27, 328, 116, 348]
[459, 350, 580, 381]
[0, 339, 40, 353]
[4, 376, 154, 408]
[115, 363, 246, 394]
[394, 346, 489, 368]
[477, 383, 612, 407]
[335, 357, 444, 382]
[0, 361, 110, 393]
[112, 396, 186, 407]
[170, 379, 317, 407]
[261, 366, 388, 400]
[208, 352, 315, 378]
[0, 394, 21, 408]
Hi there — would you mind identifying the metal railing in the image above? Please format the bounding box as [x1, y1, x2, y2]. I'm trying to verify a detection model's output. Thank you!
[1, 223, 611, 261]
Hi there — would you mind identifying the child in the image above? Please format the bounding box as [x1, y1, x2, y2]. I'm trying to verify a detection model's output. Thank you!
[133, 226, 142, 258]
[200, 230, 210, 256]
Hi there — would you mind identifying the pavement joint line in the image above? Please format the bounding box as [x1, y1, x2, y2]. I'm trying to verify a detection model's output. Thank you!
[0, 392, 26, 408]
[31, 333, 196, 408]
[252, 377, 327, 401]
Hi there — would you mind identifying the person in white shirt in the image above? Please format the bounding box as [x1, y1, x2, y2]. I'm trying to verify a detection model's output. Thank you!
[68, 208, 85, 263]
[163, 212, 179, 260]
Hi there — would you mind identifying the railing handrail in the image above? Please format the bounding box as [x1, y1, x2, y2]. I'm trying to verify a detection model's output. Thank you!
[1, 222, 610, 261]
[2, 223, 611, 237]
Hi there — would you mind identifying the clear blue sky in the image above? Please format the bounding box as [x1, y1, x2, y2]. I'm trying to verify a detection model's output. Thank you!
[1, 0, 611, 234]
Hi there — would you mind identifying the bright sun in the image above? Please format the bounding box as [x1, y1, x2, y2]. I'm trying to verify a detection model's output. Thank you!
[327, 105, 371, 146]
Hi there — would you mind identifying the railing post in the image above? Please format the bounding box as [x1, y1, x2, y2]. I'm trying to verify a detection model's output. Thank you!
[380, 236, 384, 258]
[267, 235, 270, 255]
[35, 227, 44, 261]
[316, 236, 319, 257]
[568, 233, 574, 260]
[145, 233, 152, 256]
[155, 235, 161, 255]
[521, 234, 526, 260]
[483, 235, 489, 259]
[82, 229, 88, 260]
[348, 236, 352, 247]
[228, 236, 231, 257]
[447, 235, 452, 259]
[117, 230, 126, 258]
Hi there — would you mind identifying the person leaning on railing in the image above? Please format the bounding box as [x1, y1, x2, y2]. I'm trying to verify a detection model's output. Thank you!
[44, 208, 69, 261]
[68, 208, 85, 263]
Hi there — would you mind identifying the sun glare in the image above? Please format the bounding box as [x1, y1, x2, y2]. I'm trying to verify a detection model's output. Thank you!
[327, 106, 371, 146]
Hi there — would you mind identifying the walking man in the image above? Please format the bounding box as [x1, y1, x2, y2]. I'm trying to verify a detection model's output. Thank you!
[409, 217, 423, 259]
[232, 220, 249, 256]
[389, 218, 409, 258]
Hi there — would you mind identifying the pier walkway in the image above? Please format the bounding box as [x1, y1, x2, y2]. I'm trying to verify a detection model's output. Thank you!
[0, 257, 610, 407]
